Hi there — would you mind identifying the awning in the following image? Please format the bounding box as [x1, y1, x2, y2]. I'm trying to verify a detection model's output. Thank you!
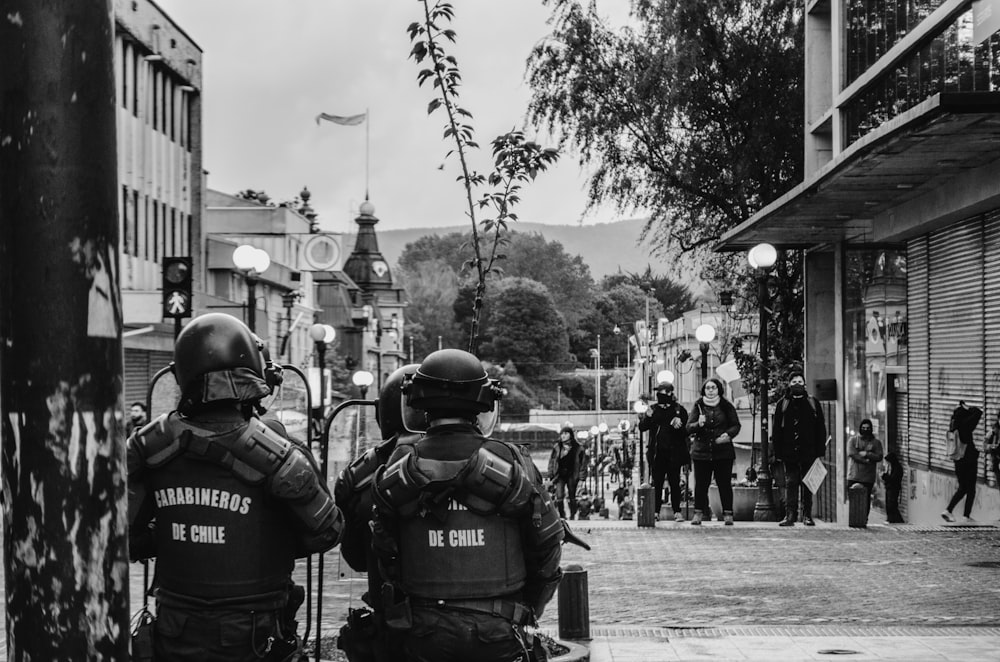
[716, 92, 1000, 252]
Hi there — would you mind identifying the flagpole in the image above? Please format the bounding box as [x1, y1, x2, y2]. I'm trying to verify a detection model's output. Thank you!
[365, 107, 370, 200]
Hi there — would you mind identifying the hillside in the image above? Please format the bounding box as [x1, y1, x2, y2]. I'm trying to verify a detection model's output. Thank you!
[344, 218, 698, 286]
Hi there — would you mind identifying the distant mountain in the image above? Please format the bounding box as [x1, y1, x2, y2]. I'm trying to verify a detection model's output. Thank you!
[344, 218, 693, 284]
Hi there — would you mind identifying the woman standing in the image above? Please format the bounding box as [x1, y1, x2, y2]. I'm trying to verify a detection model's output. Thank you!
[941, 401, 983, 522]
[686, 378, 742, 525]
[548, 425, 584, 519]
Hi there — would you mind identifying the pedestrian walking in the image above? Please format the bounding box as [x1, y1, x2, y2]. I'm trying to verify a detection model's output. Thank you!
[638, 381, 690, 522]
[548, 423, 585, 519]
[686, 377, 741, 526]
[941, 401, 983, 522]
[771, 370, 827, 526]
[881, 451, 905, 523]
[847, 418, 885, 519]
[127, 313, 343, 661]
[371, 349, 562, 662]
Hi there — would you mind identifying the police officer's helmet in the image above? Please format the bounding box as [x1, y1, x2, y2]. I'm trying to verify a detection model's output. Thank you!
[405, 349, 500, 414]
[375, 363, 419, 439]
[173, 313, 265, 395]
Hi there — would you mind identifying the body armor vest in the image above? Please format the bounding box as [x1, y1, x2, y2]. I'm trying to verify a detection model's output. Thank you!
[374, 441, 531, 600]
[129, 413, 340, 600]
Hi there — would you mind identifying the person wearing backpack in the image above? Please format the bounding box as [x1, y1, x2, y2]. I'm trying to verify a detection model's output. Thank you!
[942, 401, 983, 522]
[771, 370, 827, 526]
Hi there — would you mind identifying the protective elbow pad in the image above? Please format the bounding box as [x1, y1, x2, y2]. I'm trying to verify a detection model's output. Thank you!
[270, 448, 321, 501]
[526, 494, 564, 548]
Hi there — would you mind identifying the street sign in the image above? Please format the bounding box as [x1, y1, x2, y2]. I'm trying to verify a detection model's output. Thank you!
[162, 256, 193, 319]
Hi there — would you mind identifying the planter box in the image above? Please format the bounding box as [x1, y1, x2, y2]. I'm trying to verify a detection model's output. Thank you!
[708, 484, 783, 521]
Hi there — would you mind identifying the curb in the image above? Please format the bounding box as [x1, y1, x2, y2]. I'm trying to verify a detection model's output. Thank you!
[552, 638, 590, 661]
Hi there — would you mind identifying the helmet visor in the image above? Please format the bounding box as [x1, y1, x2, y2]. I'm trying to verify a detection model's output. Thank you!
[401, 394, 500, 436]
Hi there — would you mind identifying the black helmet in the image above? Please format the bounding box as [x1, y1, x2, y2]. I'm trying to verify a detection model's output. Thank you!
[376, 363, 419, 439]
[405, 349, 499, 414]
[173, 313, 265, 395]
[654, 381, 674, 394]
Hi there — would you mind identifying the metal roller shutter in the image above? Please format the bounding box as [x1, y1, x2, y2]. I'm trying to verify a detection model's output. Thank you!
[984, 211, 1000, 427]
[906, 237, 930, 467]
[927, 218, 984, 470]
[124, 349, 149, 408]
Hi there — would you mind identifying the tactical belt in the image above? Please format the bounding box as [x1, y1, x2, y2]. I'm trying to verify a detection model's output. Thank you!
[411, 597, 531, 625]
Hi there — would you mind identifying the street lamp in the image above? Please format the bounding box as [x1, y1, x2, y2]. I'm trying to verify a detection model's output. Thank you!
[352, 370, 374, 400]
[748, 242, 778, 522]
[309, 323, 336, 418]
[695, 323, 716, 382]
[232, 244, 270, 332]
[656, 369, 674, 385]
[633, 398, 649, 482]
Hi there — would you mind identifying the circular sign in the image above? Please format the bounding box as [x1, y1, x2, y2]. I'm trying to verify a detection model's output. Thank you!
[303, 234, 341, 271]
[164, 260, 189, 284]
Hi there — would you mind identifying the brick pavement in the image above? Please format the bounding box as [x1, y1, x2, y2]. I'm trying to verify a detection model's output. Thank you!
[4, 518, 999, 659]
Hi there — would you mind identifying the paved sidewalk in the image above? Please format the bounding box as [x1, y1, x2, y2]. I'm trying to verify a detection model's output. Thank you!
[555, 625, 1000, 661]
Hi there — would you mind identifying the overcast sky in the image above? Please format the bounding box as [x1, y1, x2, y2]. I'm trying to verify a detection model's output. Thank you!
[155, 0, 637, 234]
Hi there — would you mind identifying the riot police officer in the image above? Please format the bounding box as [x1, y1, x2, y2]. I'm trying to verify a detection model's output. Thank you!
[334, 363, 419, 661]
[371, 349, 564, 662]
[127, 313, 343, 661]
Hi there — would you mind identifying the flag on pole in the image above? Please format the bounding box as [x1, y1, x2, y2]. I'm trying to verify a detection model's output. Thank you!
[315, 112, 366, 126]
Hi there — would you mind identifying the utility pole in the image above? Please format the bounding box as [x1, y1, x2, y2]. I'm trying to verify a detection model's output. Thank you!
[0, 2, 130, 658]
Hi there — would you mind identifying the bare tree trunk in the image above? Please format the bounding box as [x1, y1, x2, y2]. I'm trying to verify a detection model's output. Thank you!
[0, 1, 130, 659]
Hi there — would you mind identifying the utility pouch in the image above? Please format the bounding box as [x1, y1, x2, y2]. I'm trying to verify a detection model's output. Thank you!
[129, 606, 155, 662]
[381, 584, 412, 631]
[337, 608, 378, 662]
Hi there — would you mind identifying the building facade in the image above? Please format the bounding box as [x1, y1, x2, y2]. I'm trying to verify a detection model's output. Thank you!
[719, 0, 1000, 523]
[114, 0, 203, 410]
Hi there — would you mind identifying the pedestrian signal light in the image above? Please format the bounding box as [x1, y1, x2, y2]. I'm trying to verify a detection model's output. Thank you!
[162, 257, 193, 319]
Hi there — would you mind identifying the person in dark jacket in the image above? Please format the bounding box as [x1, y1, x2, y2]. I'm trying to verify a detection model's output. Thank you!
[371, 349, 562, 662]
[881, 452, 905, 523]
[771, 370, 827, 526]
[942, 401, 983, 522]
[547, 424, 584, 519]
[685, 377, 741, 526]
[127, 313, 343, 662]
[638, 381, 690, 521]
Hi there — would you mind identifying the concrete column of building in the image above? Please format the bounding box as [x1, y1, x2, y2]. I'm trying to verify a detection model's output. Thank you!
[0, 1, 130, 658]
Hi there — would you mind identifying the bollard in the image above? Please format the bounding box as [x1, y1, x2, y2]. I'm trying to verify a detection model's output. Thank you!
[637, 482, 656, 528]
[848, 483, 869, 528]
[558, 564, 590, 640]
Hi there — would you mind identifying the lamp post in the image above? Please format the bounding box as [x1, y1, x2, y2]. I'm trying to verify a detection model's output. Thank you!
[352, 370, 374, 400]
[695, 323, 716, 382]
[232, 244, 271, 332]
[309, 323, 336, 420]
[351, 370, 374, 460]
[748, 242, 778, 521]
[633, 399, 649, 482]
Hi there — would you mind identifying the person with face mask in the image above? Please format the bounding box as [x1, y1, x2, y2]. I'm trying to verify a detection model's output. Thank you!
[941, 401, 983, 522]
[847, 418, 885, 520]
[771, 370, 827, 526]
[686, 378, 741, 525]
[637, 381, 690, 521]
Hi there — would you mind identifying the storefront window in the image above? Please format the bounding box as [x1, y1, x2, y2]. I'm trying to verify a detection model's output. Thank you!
[843, 248, 907, 447]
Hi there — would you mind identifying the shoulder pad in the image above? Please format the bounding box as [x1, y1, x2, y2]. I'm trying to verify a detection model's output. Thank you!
[129, 413, 197, 473]
[227, 418, 294, 485]
[459, 447, 534, 517]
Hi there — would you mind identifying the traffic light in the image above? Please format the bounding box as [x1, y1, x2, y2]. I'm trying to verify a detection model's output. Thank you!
[162, 256, 193, 319]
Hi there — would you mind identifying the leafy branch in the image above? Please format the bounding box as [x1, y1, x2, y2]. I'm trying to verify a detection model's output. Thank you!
[408, 1, 558, 353]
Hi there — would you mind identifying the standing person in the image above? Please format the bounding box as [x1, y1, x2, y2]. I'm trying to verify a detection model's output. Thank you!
[881, 452, 905, 523]
[771, 371, 827, 526]
[548, 424, 584, 519]
[847, 418, 885, 519]
[987, 411, 1000, 510]
[686, 377, 741, 526]
[126, 401, 148, 437]
[941, 401, 983, 522]
[334, 364, 419, 662]
[371, 349, 563, 662]
[127, 313, 343, 661]
[638, 381, 690, 522]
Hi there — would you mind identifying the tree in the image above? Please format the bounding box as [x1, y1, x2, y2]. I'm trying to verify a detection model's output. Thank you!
[397, 257, 464, 358]
[478, 278, 572, 378]
[528, 0, 805, 369]
[601, 267, 696, 323]
[409, 2, 559, 351]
